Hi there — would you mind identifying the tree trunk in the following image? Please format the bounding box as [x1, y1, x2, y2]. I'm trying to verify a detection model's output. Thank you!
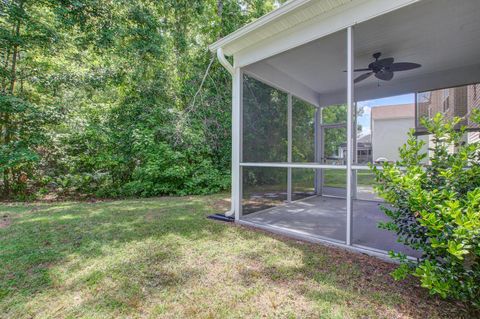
[1, 48, 11, 93]
[9, 21, 21, 95]
[217, 0, 223, 39]
[3, 1, 23, 196]
[1, 49, 11, 197]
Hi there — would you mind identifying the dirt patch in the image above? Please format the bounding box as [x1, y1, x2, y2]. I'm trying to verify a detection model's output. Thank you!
[0, 214, 11, 228]
[210, 197, 231, 212]
[144, 212, 156, 222]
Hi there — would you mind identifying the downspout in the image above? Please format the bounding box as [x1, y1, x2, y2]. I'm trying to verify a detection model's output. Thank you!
[216, 48, 235, 217]
[217, 47, 234, 76]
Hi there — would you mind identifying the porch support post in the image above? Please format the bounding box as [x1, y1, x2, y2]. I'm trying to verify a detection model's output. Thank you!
[314, 108, 319, 194]
[352, 102, 357, 200]
[232, 66, 243, 220]
[315, 108, 324, 195]
[346, 26, 354, 245]
[287, 94, 293, 202]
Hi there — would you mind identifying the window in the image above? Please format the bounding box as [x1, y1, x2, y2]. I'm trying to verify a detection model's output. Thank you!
[416, 83, 480, 134]
[442, 89, 450, 112]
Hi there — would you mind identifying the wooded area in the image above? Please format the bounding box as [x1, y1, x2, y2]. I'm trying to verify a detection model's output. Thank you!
[0, 0, 285, 200]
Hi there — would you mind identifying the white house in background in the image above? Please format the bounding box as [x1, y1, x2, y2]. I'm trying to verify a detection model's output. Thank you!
[371, 104, 414, 163]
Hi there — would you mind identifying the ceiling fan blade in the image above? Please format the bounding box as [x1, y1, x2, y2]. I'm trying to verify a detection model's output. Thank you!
[342, 68, 371, 72]
[375, 70, 394, 81]
[389, 62, 421, 72]
[354, 72, 373, 83]
[354, 68, 371, 72]
[377, 57, 394, 67]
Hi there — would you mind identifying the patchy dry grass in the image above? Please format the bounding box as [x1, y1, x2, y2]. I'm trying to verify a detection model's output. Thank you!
[0, 194, 467, 318]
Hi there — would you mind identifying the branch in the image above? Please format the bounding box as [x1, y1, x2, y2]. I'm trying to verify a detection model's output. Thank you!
[186, 54, 215, 114]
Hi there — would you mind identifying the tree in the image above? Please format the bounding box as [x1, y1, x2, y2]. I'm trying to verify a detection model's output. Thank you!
[0, 0, 283, 199]
[0, 0, 61, 198]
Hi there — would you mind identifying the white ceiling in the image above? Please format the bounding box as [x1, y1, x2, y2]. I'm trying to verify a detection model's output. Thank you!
[244, 0, 480, 106]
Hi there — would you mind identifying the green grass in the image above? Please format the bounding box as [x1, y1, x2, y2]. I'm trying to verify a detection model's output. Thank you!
[323, 169, 376, 188]
[0, 195, 465, 318]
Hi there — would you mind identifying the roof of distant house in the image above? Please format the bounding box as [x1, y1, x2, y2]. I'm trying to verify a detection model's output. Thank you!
[357, 133, 371, 144]
[371, 104, 415, 120]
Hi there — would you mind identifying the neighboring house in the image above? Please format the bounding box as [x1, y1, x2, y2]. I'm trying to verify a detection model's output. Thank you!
[367, 84, 480, 164]
[355, 133, 372, 164]
[418, 83, 480, 146]
[339, 133, 372, 164]
[370, 84, 480, 164]
[371, 104, 415, 163]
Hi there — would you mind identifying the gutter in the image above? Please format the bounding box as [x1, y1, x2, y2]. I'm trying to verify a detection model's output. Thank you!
[217, 48, 234, 217]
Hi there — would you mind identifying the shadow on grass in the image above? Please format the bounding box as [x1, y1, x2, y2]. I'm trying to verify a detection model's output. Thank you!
[0, 195, 468, 318]
[0, 196, 229, 316]
[234, 226, 467, 319]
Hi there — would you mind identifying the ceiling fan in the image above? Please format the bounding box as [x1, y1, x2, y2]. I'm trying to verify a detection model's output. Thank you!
[352, 52, 421, 83]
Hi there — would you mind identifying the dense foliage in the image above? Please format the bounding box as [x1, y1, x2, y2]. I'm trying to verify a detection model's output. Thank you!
[0, 0, 285, 199]
[372, 111, 480, 310]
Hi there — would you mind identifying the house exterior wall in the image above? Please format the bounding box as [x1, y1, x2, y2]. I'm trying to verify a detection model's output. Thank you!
[468, 131, 480, 144]
[417, 83, 480, 130]
[468, 84, 480, 144]
[416, 83, 480, 147]
[372, 117, 412, 162]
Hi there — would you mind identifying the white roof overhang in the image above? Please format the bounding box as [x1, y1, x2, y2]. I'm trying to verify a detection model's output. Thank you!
[209, 0, 351, 56]
[209, 0, 420, 65]
[211, 0, 480, 107]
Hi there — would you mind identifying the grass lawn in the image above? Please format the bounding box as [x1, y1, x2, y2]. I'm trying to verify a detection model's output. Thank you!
[0, 194, 465, 318]
[323, 169, 376, 188]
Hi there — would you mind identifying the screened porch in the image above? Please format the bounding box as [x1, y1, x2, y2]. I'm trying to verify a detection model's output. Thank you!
[231, 0, 480, 258]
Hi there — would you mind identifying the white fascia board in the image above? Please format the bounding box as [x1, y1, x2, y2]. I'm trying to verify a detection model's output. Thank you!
[243, 62, 320, 107]
[234, 0, 420, 68]
[209, 0, 314, 53]
[318, 64, 480, 106]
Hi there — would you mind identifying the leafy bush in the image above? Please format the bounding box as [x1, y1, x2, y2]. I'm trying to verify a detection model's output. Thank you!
[120, 140, 229, 197]
[371, 110, 480, 310]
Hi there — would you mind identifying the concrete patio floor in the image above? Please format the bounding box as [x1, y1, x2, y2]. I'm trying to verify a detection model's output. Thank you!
[242, 195, 420, 257]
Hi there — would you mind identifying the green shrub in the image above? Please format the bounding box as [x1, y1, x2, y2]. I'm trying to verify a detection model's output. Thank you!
[119, 132, 229, 197]
[371, 110, 480, 310]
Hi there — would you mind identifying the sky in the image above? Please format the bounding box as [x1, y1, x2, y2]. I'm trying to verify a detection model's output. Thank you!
[356, 93, 415, 136]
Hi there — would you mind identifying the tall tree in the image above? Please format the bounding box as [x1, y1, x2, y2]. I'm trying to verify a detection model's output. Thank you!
[0, 0, 283, 199]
